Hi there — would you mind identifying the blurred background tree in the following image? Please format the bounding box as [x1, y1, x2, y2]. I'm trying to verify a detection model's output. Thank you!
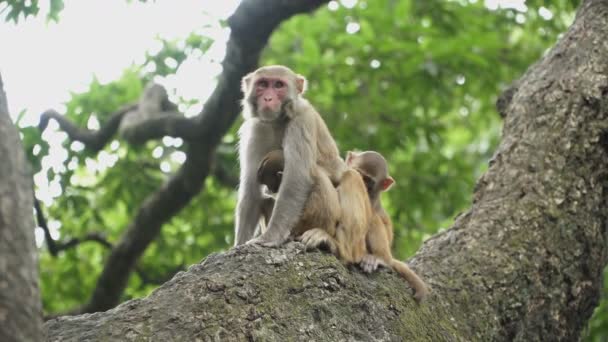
[4, 0, 606, 339]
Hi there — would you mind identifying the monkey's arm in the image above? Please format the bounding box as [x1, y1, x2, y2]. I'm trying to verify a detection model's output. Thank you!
[234, 122, 265, 245]
[250, 115, 316, 246]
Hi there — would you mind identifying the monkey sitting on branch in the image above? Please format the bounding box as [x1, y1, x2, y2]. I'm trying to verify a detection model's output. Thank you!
[347, 151, 430, 302]
[234, 65, 356, 247]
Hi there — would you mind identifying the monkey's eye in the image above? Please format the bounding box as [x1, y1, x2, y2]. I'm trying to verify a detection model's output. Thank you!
[257, 80, 269, 88]
[274, 80, 285, 88]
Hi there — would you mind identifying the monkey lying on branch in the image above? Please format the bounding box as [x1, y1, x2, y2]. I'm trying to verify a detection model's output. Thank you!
[257, 149, 429, 302]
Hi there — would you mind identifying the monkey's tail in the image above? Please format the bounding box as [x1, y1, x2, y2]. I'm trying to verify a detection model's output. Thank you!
[389, 259, 430, 303]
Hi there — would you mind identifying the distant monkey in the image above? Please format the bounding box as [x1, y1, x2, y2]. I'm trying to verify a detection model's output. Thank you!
[235, 65, 347, 246]
[257, 150, 372, 263]
[347, 151, 430, 302]
[118, 82, 180, 144]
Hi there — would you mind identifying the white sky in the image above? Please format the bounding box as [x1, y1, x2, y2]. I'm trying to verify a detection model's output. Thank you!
[0, 0, 240, 125]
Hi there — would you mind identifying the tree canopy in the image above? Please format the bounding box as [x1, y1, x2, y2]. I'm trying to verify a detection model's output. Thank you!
[4, 0, 608, 340]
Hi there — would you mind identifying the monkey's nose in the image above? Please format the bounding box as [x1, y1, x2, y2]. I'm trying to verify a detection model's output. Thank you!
[264, 97, 272, 102]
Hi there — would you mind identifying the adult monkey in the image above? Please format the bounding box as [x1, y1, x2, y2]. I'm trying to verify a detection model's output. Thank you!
[234, 65, 347, 246]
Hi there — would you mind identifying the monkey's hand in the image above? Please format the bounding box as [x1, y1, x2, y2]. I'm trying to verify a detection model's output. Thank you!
[299, 228, 338, 255]
[360, 254, 387, 273]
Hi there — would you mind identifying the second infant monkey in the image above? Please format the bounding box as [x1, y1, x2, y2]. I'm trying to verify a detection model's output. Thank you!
[347, 151, 430, 302]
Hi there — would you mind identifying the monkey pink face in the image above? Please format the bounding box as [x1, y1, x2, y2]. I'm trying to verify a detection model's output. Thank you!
[254, 77, 290, 121]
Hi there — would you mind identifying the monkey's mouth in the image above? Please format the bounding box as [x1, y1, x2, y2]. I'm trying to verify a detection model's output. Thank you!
[258, 109, 284, 122]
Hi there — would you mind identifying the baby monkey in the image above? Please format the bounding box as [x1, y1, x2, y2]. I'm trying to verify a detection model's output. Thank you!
[347, 151, 430, 303]
[257, 150, 341, 240]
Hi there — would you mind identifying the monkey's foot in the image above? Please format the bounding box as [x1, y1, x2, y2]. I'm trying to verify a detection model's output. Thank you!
[246, 235, 287, 247]
[300, 228, 337, 255]
[360, 254, 381, 273]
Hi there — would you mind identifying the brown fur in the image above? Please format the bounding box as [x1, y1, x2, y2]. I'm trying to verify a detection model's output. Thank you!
[257, 150, 369, 263]
[348, 151, 430, 302]
[257, 150, 341, 240]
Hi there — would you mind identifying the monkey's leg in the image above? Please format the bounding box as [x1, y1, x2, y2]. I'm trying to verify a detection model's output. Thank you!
[235, 176, 263, 245]
[362, 217, 392, 273]
[292, 168, 341, 237]
[235, 124, 271, 245]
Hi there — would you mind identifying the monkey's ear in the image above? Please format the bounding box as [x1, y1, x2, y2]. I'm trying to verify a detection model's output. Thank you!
[381, 177, 395, 191]
[295, 74, 307, 94]
[241, 73, 254, 94]
[346, 151, 355, 164]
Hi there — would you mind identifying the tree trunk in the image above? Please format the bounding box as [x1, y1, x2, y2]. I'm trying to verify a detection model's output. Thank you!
[0, 75, 42, 340]
[43, 0, 608, 340]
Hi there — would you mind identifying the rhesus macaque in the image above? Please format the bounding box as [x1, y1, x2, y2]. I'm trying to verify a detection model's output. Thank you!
[118, 83, 180, 142]
[257, 150, 371, 262]
[235, 65, 347, 246]
[256, 149, 341, 239]
[347, 151, 430, 302]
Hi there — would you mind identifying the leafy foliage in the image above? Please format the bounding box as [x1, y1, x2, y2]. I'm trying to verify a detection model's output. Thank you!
[15, 0, 608, 339]
[0, 0, 64, 22]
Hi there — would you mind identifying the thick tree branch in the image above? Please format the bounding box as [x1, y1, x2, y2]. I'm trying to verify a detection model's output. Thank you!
[40, 83, 201, 147]
[118, 83, 199, 144]
[44, 0, 608, 339]
[0, 74, 42, 341]
[39, 104, 136, 151]
[413, 0, 608, 339]
[77, 0, 331, 315]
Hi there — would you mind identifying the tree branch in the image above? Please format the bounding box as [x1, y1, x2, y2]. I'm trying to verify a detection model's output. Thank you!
[34, 195, 57, 255]
[35, 196, 112, 255]
[0, 73, 42, 341]
[54, 232, 112, 252]
[118, 83, 200, 144]
[39, 104, 136, 152]
[76, 0, 331, 315]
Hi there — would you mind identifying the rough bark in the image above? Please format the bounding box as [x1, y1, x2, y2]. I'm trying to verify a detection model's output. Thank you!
[0, 74, 42, 340]
[43, 0, 608, 339]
